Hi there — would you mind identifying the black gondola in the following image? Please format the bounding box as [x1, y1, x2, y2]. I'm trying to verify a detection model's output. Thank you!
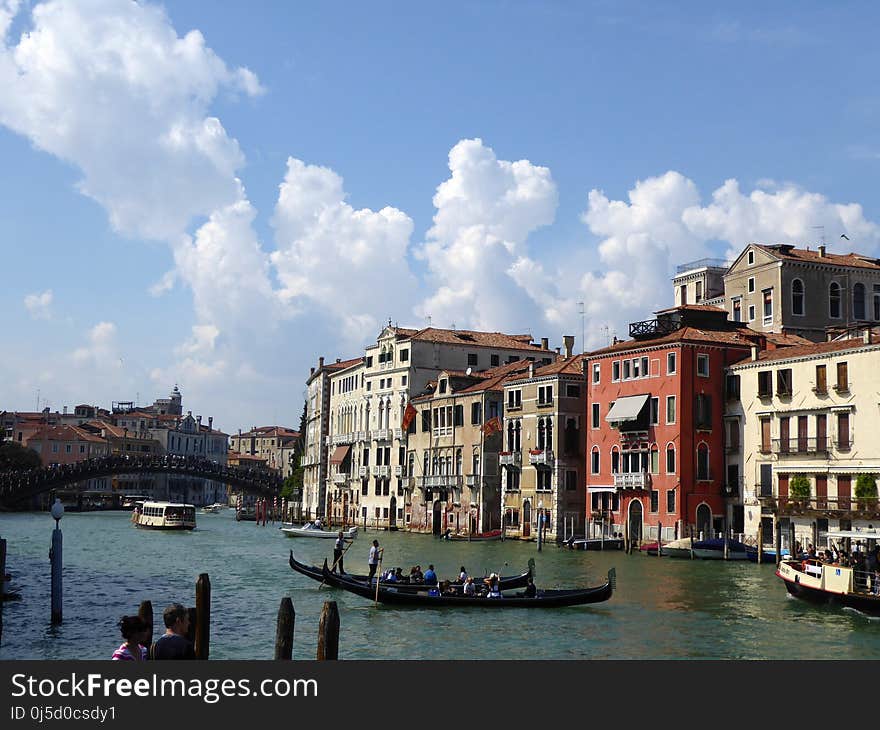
[288, 551, 533, 592]
[319, 562, 616, 608]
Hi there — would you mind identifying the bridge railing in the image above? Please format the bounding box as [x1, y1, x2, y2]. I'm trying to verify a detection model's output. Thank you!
[0, 453, 284, 503]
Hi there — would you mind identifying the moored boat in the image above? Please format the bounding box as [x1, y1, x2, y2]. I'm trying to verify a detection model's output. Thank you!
[638, 537, 696, 558]
[691, 538, 749, 560]
[442, 529, 503, 541]
[745, 546, 791, 563]
[281, 524, 358, 540]
[201, 504, 222, 514]
[320, 563, 615, 608]
[570, 537, 624, 551]
[132, 501, 196, 530]
[288, 551, 533, 591]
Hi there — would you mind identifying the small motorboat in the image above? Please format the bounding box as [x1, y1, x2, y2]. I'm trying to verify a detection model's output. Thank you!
[777, 556, 880, 616]
[569, 537, 624, 551]
[320, 562, 616, 608]
[442, 529, 503, 541]
[639, 537, 695, 558]
[691, 538, 749, 560]
[288, 551, 533, 591]
[281, 524, 358, 540]
[201, 504, 222, 514]
[745, 546, 790, 563]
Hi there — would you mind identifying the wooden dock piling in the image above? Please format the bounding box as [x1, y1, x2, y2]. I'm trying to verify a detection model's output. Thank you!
[195, 573, 210, 660]
[274, 597, 296, 660]
[757, 521, 764, 564]
[774, 518, 782, 567]
[316, 601, 340, 660]
[138, 600, 153, 648]
[657, 521, 662, 557]
[50, 525, 62, 624]
[0, 537, 6, 644]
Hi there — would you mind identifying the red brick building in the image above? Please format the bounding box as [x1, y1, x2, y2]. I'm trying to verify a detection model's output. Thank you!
[584, 305, 792, 544]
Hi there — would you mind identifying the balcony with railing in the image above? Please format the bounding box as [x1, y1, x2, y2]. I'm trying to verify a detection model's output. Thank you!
[675, 258, 733, 274]
[759, 494, 880, 517]
[528, 449, 555, 467]
[772, 437, 829, 456]
[356, 430, 367, 442]
[613, 471, 649, 490]
[629, 317, 683, 340]
[358, 465, 368, 477]
[394, 428, 403, 440]
[377, 465, 390, 478]
[393, 465, 403, 477]
[373, 429, 391, 441]
[465, 474, 481, 488]
[333, 473, 348, 485]
[499, 451, 522, 467]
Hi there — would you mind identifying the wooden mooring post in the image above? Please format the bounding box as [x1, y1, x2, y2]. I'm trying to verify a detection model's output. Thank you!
[195, 573, 210, 660]
[274, 597, 296, 660]
[789, 522, 797, 560]
[0, 537, 6, 644]
[316, 601, 340, 660]
[722, 516, 729, 560]
[757, 521, 764, 565]
[774, 518, 782, 567]
[138, 600, 154, 648]
[50, 520, 63, 625]
[657, 521, 662, 557]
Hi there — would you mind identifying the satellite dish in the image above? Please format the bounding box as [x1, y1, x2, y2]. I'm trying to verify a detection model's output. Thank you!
[465, 367, 472, 375]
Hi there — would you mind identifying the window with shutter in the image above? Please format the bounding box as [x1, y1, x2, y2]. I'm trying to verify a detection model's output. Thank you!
[815, 364, 827, 394]
[835, 362, 849, 392]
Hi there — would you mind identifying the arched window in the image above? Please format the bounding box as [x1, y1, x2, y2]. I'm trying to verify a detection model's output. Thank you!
[666, 444, 676, 474]
[423, 452, 429, 476]
[650, 444, 659, 474]
[854, 282, 866, 320]
[537, 419, 546, 450]
[611, 446, 620, 474]
[591, 446, 600, 474]
[792, 278, 804, 316]
[697, 442, 710, 480]
[455, 449, 462, 475]
[432, 456, 439, 475]
[514, 421, 522, 451]
[507, 421, 514, 451]
[830, 282, 841, 318]
[546, 419, 553, 450]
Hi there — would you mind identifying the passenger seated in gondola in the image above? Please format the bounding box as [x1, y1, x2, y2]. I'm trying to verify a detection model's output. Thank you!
[410, 565, 424, 583]
[384, 568, 399, 583]
[440, 580, 457, 596]
[523, 577, 537, 598]
[462, 576, 476, 596]
[423, 565, 438, 586]
[484, 573, 502, 598]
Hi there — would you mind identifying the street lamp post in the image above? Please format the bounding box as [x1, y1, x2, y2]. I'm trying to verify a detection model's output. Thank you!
[49, 498, 64, 624]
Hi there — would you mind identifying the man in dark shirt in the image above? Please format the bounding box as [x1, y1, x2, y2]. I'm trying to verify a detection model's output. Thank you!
[150, 603, 195, 660]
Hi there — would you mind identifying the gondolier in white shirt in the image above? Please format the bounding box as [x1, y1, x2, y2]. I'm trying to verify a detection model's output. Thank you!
[332, 531, 346, 573]
[368, 539, 383, 583]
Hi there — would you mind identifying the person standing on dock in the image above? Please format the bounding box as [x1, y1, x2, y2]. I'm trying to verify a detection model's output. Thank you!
[111, 616, 149, 661]
[368, 539, 382, 583]
[332, 531, 346, 573]
[150, 603, 195, 660]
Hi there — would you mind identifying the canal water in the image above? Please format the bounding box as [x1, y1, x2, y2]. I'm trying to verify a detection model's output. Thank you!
[1, 509, 878, 660]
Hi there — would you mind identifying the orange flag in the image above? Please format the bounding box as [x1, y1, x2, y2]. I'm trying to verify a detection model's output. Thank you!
[402, 402, 417, 431]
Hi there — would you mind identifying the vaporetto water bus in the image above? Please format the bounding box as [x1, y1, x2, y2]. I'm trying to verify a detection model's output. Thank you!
[132, 501, 196, 530]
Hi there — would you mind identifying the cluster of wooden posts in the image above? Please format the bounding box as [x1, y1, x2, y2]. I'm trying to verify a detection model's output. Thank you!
[137, 573, 342, 660]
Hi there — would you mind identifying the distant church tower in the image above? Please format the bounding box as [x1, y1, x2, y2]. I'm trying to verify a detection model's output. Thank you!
[169, 385, 183, 416]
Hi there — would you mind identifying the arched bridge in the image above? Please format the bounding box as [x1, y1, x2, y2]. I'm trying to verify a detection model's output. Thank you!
[0, 454, 284, 507]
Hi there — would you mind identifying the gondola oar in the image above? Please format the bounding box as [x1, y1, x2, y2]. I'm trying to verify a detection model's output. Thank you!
[374, 549, 384, 607]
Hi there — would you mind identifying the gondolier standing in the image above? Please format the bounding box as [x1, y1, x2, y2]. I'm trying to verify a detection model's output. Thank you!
[368, 539, 383, 582]
[332, 531, 346, 573]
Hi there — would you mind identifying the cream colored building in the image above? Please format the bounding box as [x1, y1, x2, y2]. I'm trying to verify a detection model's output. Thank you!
[321, 324, 556, 530]
[729, 327, 880, 549]
[302, 356, 362, 521]
[405, 361, 530, 535]
[724, 243, 880, 342]
[501, 343, 587, 543]
[229, 425, 300, 475]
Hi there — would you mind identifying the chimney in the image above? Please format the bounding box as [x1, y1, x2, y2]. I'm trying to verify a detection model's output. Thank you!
[528, 362, 535, 378]
[319, 356, 325, 368]
[540, 337, 549, 350]
[864, 328, 872, 344]
[208, 416, 213, 431]
[187, 410, 192, 418]
[310, 367, 315, 375]
[63, 406, 67, 415]
[555, 347, 560, 355]
[562, 335, 575, 359]
[197, 415, 202, 427]
[336, 358, 341, 363]
[751, 345, 758, 361]
[818, 245, 826, 257]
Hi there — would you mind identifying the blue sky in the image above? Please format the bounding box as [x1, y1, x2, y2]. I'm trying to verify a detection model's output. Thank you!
[2, 0, 880, 431]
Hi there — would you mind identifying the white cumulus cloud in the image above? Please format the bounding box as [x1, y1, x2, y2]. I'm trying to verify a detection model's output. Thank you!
[23, 289, 53, 320]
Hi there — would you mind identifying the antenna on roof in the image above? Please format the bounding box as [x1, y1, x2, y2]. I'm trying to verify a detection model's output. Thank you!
[812, 225, 826, 247]
[426, 315, 431, 327]
[451, 322, 456, 331]
[578, 301, 585, 353]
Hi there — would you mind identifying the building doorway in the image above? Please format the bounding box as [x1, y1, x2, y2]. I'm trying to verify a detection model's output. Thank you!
[696, 503, 712, 540]
[628, 499, 643, 545]
[389, 496, 397, 530]
[432, 500, 442, 536]
[522, 500, 532, 538]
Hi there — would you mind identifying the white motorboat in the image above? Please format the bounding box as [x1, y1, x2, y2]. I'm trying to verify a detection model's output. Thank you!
[201, 504, 222, 514]
[280, 523, 358, 540]
[133, 501, 196, 530]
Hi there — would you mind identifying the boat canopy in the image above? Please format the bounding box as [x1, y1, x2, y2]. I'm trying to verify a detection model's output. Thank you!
[605, 394, 649, 424]
[825, 529, 880, 540]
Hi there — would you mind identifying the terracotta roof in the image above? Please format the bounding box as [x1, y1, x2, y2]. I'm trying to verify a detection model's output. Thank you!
[27, 424, 106, 443]
[763, 332, 813, 348]
[412, 359, 536, 400]
[654, 304, 728, 314]
[324, 357, 363, 372]
[531, 353, 589, 377]
[401, 327, 547, 351]
[755, 244, 880, 271]
[732, 335, 880, 365]
[587, 325, 760, 358]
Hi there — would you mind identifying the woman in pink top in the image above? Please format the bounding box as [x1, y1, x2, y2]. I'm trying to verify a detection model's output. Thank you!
[111, 615, 149, 661]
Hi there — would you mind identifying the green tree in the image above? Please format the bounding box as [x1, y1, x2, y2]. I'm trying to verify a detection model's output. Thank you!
[0, 440, 41, 471]
[855, 474, 877, 509]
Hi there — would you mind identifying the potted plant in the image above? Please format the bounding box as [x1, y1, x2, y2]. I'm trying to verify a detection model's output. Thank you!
[789, 475, 811, 511]
[855, 474, 878, 511]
